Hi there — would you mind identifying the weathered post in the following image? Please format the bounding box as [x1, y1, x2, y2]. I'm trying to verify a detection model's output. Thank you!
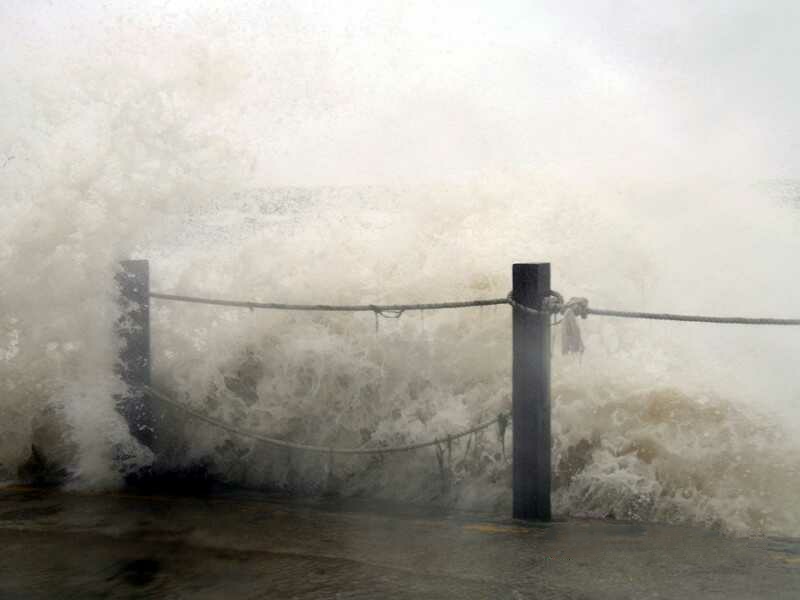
[115, 260, 154, 451]
[512, 263, 551, 520]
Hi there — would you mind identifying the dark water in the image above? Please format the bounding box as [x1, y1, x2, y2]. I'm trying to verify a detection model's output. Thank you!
[1, 485, 799, 599]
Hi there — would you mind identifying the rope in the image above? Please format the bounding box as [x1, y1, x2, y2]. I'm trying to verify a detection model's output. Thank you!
[151, 290, 800, 326]
[146, 385, 506, 456]
[508, 292, 800, 325]
[585, 307, 800, 326]
[505, 291, 561, 316]
[149, 292, 508, 313]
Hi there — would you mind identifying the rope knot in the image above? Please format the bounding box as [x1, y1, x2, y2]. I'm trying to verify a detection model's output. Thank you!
[563, 297, 589, 319]
[507, 290, 588, 354]
[542, 290, 564, 314]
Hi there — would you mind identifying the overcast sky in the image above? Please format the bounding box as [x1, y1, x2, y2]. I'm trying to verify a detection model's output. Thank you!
[3, 1, 799, 186]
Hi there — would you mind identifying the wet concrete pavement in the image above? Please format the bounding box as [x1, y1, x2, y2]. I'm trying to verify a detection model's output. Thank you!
[1, 485, 799, 599]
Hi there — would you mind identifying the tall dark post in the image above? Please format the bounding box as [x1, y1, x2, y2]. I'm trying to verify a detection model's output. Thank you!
[512, 263, 551, 520]
[116, 260, 154, 450]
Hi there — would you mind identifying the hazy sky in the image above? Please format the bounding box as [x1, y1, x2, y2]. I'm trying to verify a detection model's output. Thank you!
[3, 1, 799, 185]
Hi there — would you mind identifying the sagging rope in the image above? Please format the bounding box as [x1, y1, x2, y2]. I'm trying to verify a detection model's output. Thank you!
[149, 292, 509, 313]
[149, 292, 507, 332]
[145, 385, 508, 456]
[153, 288, 800, 326]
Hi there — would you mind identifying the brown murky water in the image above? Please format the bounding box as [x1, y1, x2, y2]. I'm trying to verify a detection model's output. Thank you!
[1, 485, 799, 599]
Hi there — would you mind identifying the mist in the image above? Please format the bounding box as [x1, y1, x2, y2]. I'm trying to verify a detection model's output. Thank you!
[2, 1, 800, 538]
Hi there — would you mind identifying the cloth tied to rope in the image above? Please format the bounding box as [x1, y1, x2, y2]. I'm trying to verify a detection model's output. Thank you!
[541, 292, 588, 355]
[560, 297, 588, 355]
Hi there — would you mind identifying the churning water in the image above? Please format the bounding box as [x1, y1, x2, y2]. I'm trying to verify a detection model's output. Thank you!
[2, 3, 800, 539]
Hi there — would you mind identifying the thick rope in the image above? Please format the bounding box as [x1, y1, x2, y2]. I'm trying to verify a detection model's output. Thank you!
[150, 292, 508, 313]
[585, 307, 800, 325]
[507, 292, 800, 325]
[146, 385, 506, 456]
[151, 290, 800, 326]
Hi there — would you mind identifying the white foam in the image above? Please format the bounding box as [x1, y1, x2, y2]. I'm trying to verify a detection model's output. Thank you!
[2, 3, 800, 537]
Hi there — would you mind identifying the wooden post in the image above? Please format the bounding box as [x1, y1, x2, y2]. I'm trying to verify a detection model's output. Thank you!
[115, 260, 154, 450]
[512, 263, 552, 520]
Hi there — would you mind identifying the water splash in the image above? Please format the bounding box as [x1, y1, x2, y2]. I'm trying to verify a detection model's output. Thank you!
[3, 3, 800, 538]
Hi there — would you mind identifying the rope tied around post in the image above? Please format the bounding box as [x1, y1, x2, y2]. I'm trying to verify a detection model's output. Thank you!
[507, 290, 588, 355]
